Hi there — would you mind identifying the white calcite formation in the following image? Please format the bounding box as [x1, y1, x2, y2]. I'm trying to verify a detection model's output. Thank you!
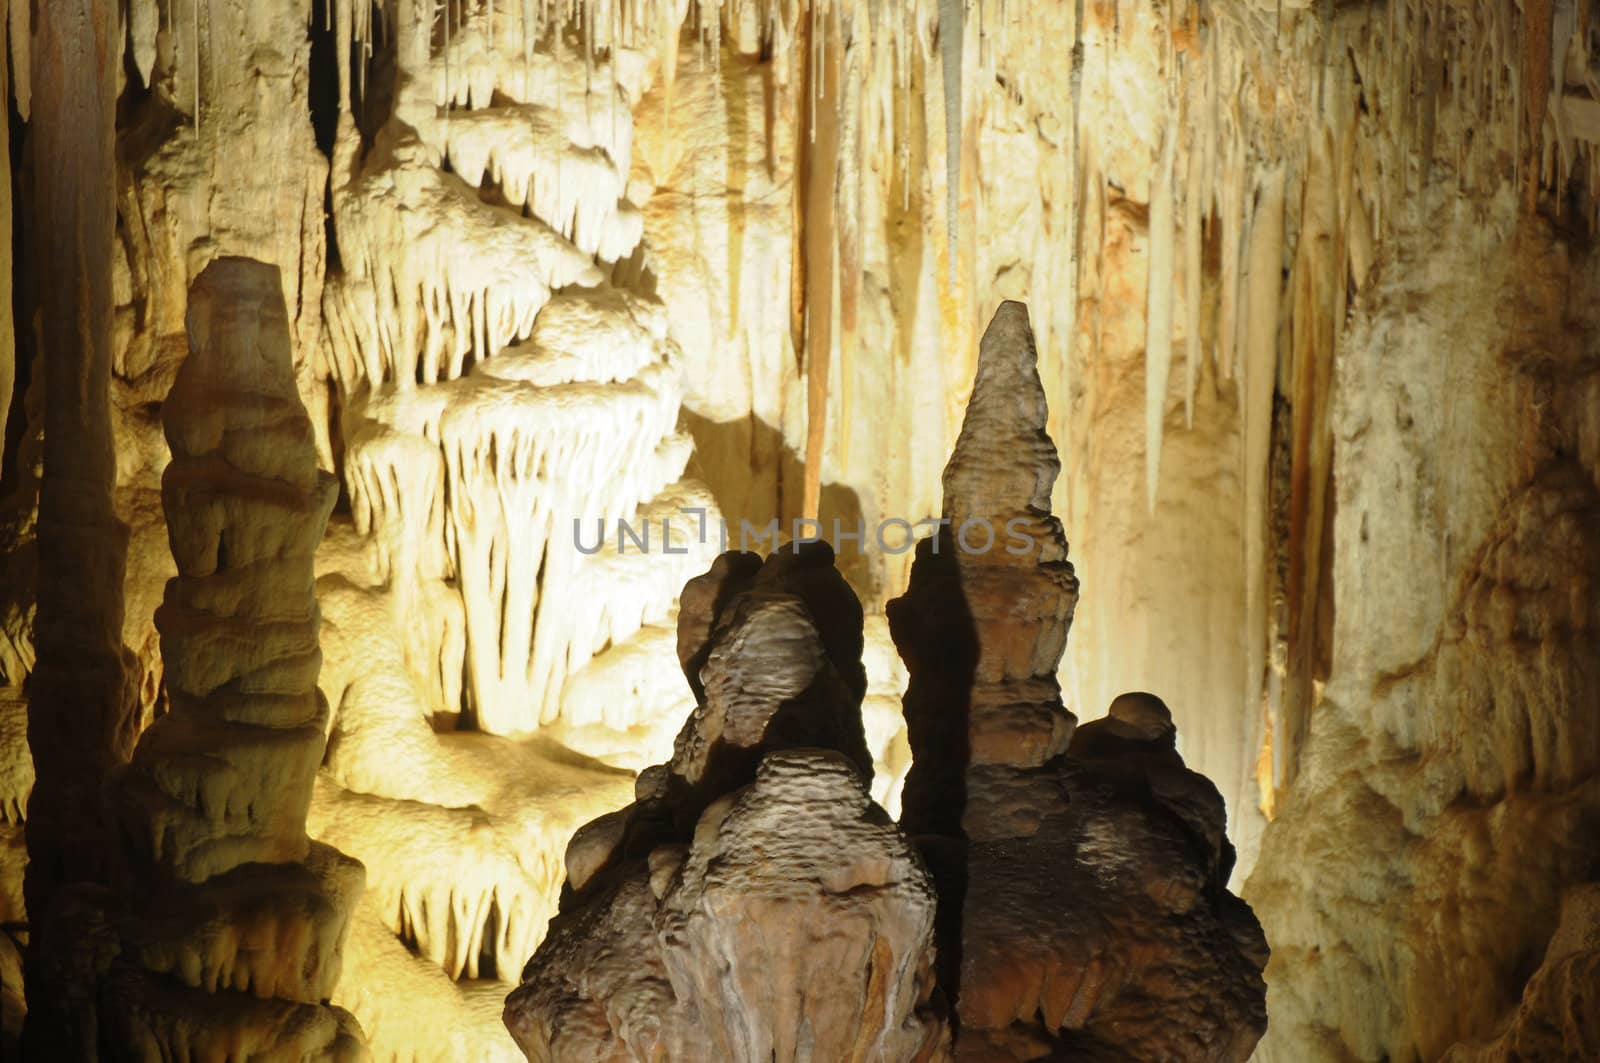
[98, 259, 365, 1059]
[281, 7, 732, 1056]
[504, 542, 948, 1061]
[321, 0, 715, 739]
[1243, 200, 1600, 1063]
[889, 302, 1267, 1061]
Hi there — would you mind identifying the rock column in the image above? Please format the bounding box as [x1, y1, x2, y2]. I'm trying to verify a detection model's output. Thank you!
[101, 258, 366, 1059]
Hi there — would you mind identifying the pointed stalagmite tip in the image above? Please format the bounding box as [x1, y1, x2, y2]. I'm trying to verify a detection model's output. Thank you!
[943, 301, 1059, 521]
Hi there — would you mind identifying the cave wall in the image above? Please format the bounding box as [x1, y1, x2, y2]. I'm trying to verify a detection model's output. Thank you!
[1246, 188, 1600, 1062]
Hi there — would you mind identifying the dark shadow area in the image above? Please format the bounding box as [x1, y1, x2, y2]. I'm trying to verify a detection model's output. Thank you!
[681, 409, 880, 602]
[885, 529, 979, 1008]
[1, 90, 29, 502]
[307, 0, 341, 158]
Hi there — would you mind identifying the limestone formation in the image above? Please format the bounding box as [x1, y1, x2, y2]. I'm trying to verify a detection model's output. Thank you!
[890, 302, 1267, 1061]
[321, 0, 711, 740]
[505, 542, 948, 1061]
[17, 0, 133, 1049]
[95, 259, 365, 1058]
[1244, 206, 1600, 1063]
[2, 0, 1599, 1058]
[1441, 883, 1600, 1062]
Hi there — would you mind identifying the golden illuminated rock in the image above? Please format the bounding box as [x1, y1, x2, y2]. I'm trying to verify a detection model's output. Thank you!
[1, 0, 1599, 1058]
[92, 259, 367, 1059]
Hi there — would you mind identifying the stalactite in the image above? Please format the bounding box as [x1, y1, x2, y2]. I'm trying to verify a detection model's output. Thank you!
[1242, 166, 1284, 793]
[938, 0, 963, 285]
[129, 0, 158, 88]
[445, 0, 454, 140]
[838, 9, 864, 477]
[0, 0, 11, 458]
[1145, 125, 1177, 515]
[1524, 0, 1553, 211]
[789, 1, 811, 381]
[801, 3, 841, 520]
[1218, 135, 1244, 381]
[193, 0, 202, 135]
[1419, 11, 1442, 200]
[1283, 131, 1336, 788]
[6, 0, 27, 120]
[1183, 103, 1204, 429]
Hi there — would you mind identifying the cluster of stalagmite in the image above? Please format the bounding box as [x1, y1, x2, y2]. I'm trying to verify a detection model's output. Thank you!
[504, 540, 947, 1060]
[890, 302, 1267, 1060]
[507, 303, 1267, 1061]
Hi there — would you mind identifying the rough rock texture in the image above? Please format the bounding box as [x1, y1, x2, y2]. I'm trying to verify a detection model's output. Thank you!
[1441, 883, 1600, 1063]
[1244, 198, 1600, 1063]
[15, 0, 135, 1050]
[91, 259, 365, 1059]
[108, 0, 334, 735]
[890, 302, 1267, 1061]
[504, 542, 948, 1061]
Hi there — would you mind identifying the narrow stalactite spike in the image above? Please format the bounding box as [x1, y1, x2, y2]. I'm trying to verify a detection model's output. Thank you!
[1242, 166, 1285, 784]
[939, 0, 962, 286]
[7, 0, 28, 119]
[1184, 120, 1203, 429]
[1145, 125, 1178, 515]
[194, 0, 201, 136]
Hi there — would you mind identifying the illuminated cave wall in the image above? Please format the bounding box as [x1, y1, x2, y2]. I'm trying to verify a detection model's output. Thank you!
[0, 0, 1597, 1059]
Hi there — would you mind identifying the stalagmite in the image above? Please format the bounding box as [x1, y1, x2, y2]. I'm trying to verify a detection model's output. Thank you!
[505, 543, 947, 1061]
[94, 259, 364, 1057]
[890, 302, 1267, 1060]
[5, 0, 1600, 1057]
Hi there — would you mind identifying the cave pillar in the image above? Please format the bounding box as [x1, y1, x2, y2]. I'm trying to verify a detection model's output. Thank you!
[86, 257, 367, 1058]
[20, 0, 134, 1050]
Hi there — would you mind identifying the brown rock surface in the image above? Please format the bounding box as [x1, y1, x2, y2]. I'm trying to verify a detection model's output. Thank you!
[1441, 883, 1600, 1062]
[505, 542, 947, 1061]
[891, 302, 1267, 1061]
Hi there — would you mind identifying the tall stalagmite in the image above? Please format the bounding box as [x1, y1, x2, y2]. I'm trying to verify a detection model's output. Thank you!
[96, 259, 365, 1058]
[890, 301, 1268, 1060]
